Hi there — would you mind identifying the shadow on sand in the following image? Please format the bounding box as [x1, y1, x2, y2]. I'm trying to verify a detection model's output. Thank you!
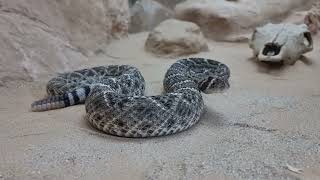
[248, 55, 314, 76]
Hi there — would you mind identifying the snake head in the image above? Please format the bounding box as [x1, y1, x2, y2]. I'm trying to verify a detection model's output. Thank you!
[200, 76, 230, 94]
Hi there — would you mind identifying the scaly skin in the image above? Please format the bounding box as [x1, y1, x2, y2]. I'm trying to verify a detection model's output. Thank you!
[31, 58, 230, 137]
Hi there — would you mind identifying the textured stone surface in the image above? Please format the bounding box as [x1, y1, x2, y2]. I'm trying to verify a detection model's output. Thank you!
[153, 0, 186, 9]
[249, 23, 313, 65]
[0, 9, 87, 83]
[0, 0, 129, 83]
[175, 0, 313, 42]
[0, 0, 129, 52]
[304, 0, 320, 34]
[129, 0, 173, 33]
[145, 19, 208, 57]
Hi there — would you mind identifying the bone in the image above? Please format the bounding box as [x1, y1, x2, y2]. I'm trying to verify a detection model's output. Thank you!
[249, 23, 313, 65]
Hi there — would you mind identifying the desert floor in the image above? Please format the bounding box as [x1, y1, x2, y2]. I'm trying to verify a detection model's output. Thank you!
[0, 32, 320, 179]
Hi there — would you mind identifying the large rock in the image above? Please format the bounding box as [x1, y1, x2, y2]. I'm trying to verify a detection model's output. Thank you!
[153, 0, 186, 9]
[129, 0, 173, 33]
[0, 0, 129, 84]
[0, 0, 129, 53]
[175, 0, 314, 42]
[145, 19, 208, 57]
[0, 8, 87, 84]
[304, 1, 320, 34]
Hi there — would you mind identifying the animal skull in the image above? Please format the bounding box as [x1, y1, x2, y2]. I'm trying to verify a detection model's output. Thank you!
[249, 23, 313, 65]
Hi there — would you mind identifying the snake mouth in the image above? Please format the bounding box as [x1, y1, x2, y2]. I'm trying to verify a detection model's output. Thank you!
[262, 43, 282, 56]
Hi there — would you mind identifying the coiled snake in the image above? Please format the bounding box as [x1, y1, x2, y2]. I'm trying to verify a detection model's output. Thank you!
[31, 58, 230, 137]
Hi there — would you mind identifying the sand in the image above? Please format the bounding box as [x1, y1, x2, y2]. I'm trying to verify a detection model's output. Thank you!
[0, 32, 320, 179]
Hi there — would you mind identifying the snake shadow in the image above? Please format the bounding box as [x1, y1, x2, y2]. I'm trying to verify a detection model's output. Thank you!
[199, 106, 227, 127]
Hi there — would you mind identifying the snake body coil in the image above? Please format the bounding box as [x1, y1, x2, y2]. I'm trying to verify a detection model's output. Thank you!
[31, 58, 230, 137]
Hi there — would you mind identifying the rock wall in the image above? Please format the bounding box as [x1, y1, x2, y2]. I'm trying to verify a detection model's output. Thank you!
[129, 0, 173, 33]
[129, 0, 188, 33]
[0, 0, 129, 53]
[304, 0, 320, 34]
[153, 0, 186, 9]
[0, 0, 129, 84]
[175, 0, 314, 42]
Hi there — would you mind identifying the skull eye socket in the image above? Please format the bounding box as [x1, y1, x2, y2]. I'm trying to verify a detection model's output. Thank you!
[262, 43, 281, 56]
[303, 32, 312, 47]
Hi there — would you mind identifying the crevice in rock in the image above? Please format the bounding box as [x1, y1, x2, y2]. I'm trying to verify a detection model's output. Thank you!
[231, 123, 277, 133]
[1, 8, 50, 28]
[1, 8, 88, 58]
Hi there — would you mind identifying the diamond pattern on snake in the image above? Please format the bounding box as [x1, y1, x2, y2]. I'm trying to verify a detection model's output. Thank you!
[31, 58, 230, 137]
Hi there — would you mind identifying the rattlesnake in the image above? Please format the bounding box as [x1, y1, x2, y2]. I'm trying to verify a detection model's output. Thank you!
[31, 58, 230, 137]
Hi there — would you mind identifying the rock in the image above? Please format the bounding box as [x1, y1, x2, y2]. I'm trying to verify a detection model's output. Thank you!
[0, 11, 87, 83]
[153, 0, 186, 9]
[145, 19, 208, 57]
[0, 0, 129, 53]
[249, 23, 313, 65]
[129, 0, 173, 33]
[304, 1, 320, 34]
[175, 0, 314, 42]
[0, 0, 129, 83]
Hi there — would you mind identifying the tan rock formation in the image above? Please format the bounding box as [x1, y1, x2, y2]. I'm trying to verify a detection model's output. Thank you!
[153, 0, 186, 9]
[129, 0, 173, 33]
[175, 0, 314, 42]
[0, 0, 129, 84]
[304, 0, 320, 34]
[0, 0, 129, 52]
[145, 19, 208, 57]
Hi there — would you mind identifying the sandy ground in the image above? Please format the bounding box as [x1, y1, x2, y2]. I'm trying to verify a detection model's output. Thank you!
[0, 32, 320, 180]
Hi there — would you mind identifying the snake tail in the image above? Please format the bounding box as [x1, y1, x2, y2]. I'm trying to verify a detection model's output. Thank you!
[31, 86, 91, 112]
